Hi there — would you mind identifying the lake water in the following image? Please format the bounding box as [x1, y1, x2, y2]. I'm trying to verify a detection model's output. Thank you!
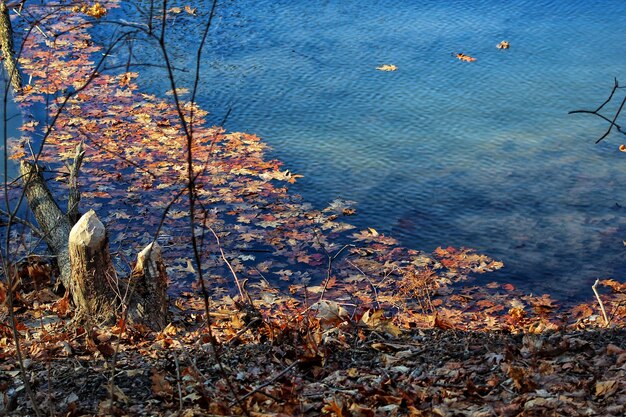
[98, 0, 626, 299]
[0, 81, 21, 184]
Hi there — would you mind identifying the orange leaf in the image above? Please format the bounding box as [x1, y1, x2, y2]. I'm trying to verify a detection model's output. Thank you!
[322, 398, 345, 417]
[456, 53, 477, 62]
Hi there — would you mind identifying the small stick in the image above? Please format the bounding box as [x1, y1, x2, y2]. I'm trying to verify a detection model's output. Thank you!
[592, 279, 609, 326]
[0, 208, 44, 236]
[318, 242, 353, 302]
[346, 259, 381, 310]
[225, 318, 261, 346]
[174, 353, 183, 412]
[208, 226, 248, 302]
[231, 360, 300, 406]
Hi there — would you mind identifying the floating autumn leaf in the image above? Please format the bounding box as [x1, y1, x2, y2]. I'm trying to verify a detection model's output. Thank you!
[166, 209, 188, 219]
[619, 144, 626, 152]
[497, 40, 510, 49]
[323, 199, 357, 214]
[184, 5, 197, 15]
[376, 64, 398, 71]
[165, 87, 189, 96]
[456, 53, 477, 62]
[599, 279, 626, 293]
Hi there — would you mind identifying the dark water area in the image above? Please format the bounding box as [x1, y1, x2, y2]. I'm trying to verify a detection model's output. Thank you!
[0, 79, 21, 183]
[105, 0, 626, 301]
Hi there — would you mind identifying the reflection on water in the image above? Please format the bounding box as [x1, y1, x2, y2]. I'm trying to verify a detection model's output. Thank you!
[114, 0, 626, 300]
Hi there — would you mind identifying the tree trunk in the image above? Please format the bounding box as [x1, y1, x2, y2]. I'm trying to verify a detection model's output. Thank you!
[0, 1, 22, 93]
[19, 161, 72, 290]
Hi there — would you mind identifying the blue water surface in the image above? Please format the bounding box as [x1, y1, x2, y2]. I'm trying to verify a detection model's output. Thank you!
[115, 0, 626, 300]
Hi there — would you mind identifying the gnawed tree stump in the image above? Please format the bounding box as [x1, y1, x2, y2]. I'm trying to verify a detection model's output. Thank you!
[128, 242, 169, 329]
[20, 159, 169, 330]
[69, 210, 119, 324]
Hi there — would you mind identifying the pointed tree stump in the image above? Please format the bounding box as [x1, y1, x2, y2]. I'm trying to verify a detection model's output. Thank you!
[69, 210, 119, 324]
[128, 242, 169, 330]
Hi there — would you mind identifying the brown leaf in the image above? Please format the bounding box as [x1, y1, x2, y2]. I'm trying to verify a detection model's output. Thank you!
[606, 344, 624, 355]
[508, 366, 536, 392]
[361, 310, 402, 336]
[595, 380, 618, 397]
[52, 290, 71, 318]
[571, 303, 593, 319]
[96, 342, 115, 358]
[600, 279, 626, 293]
[312, 300, 349, 325]
[151, 371, 173, 398]
[0, 281, 5, 305]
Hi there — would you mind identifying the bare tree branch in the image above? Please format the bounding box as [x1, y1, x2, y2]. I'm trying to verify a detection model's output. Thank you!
[569, 78, 626, 143]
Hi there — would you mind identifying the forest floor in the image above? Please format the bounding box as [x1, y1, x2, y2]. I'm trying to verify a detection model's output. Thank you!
[1, 1, 626, 416]
[1, 289, 625, 416]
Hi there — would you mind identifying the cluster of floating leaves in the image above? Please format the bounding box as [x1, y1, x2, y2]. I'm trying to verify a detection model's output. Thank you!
[378, 40, 510, 71]
[72, 2, 107, 19]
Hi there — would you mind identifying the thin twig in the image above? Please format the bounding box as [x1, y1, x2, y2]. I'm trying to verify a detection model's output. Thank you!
[346, 259, 381, 310]
[318, 242, 354, 302]
[232, 360, 301, 405]
[569, 78, 626, 143]
[225, 317, 262, 346]
[208, 225, 247, 302]
[0, 208, 44, 236]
